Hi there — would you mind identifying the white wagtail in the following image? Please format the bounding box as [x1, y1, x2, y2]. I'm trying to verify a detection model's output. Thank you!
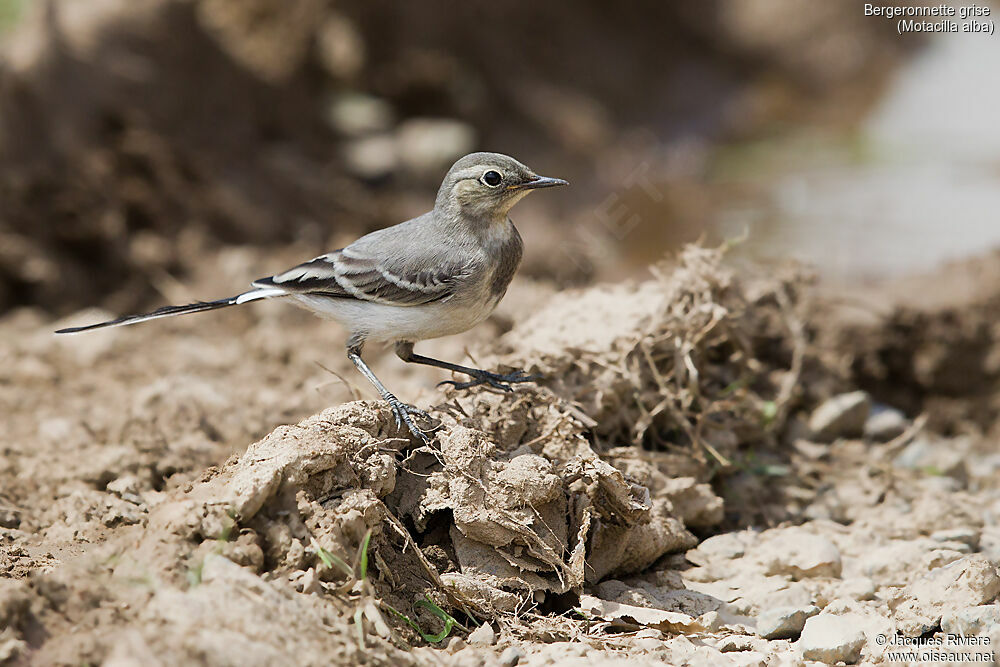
[57, 152, 568, 441]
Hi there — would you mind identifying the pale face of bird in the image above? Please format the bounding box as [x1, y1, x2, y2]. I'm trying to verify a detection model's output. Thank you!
[436, 152, 568, 219]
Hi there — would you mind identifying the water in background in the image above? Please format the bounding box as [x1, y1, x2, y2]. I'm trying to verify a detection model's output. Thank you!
[726, 33, 1000, 282]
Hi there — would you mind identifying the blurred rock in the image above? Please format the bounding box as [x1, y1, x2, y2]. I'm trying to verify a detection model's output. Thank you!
[863, 407, 907, 441]
[930, 527, 979, 550]
[343, 134, 398, 180]
[758, 527, 842, 579]
[467, 622, 496, 646]
[797, 613, 866, 664]
[326, 93, 395, 137]
[858, 538, 959, 586]
[715, 635, 756, 653]
[980, 527, 1000, 565]
[893, 436, 970, 481]
[687, 532, 750, 566]
[443, 637, 466, 653]
[593, 578, 721, 618]
[396, 118, 476, 176]
[941, 605, 1000, 636]
[499, 645, 525, 666]
[756, 605, 818, 640]
[808, 391, 871, 442]
[660, 477, 724, 529]
[832, 577, 876, 602]
[315, 12, 365, 80]
[893, 555, 1000, 635]
[0, 629, 26, 664]
[0, 579, 32, 630]
[633, 634, 665, 652]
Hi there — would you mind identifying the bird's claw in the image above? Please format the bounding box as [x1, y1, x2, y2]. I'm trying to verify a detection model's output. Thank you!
[438, 368, 542, 392]
[386, 396, 434, 443]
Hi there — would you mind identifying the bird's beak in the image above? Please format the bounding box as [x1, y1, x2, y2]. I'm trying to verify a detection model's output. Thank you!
[509, 175, 569, 191]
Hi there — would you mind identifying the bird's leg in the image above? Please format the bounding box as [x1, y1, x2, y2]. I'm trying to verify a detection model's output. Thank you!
[395, 341, 541, 392]
[347, 342, 432, 442]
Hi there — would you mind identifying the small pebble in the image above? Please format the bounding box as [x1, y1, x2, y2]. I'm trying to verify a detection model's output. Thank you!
[756, 605, 819, 640]
[809, 391, 871, 441]
[798, 613, 866, 664]
[864, 407, 907, 441]
[716, 635, 755, 652]
[467, 622, 496, 646]
[500, 645, 526, 666]
[931, 527, 980, 549]
[445, 637, 467, 654]
[634, 637, 664, 651]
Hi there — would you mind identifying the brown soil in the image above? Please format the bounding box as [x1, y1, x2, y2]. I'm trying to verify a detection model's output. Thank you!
[1, 2, 989, 665]
[4, 246, 1000, 665]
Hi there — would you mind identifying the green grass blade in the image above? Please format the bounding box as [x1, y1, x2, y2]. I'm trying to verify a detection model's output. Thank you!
[414, 597, 456, 643]
[383, 599, 456, 644]
[356, 529, 372, 580]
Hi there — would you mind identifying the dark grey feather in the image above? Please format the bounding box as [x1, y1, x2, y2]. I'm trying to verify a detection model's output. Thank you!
[253, 248, 474, 306]
[55, 297, 239, 333]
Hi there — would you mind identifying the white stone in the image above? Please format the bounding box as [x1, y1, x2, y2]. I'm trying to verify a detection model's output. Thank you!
[759, 528, 842, 579]
[396, 118, 475, 176]
[716, 635, 755, 652]
[687, 532, 750, 566]
[809, 391, 871, 441]
[893, 436, 969, 479]
[466, 622, 496, 646]
[798, 613, 866, 664]
[325, 93, 394, 136]
[894, 554, 1000, 635]
[444, 636, 466, 654]
[343, 135, 397, 180]
[834, 577, 876, 602]
[941, 605, 1000, 636]
[727, 652, 768, 667]
[756, 605, 819, 640]
[634, 636, 665, 651]
[931, 527, 980, 549]
[863, 407, 907, 441]
[499, 645, 525, 667]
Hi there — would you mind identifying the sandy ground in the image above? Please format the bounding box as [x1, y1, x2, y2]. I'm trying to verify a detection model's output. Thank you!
[3, 246, 1000, 666]
[2, 3, 993, 665]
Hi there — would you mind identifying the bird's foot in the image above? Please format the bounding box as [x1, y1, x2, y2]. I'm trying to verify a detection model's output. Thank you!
[385, 395, 434, 443]
[438, 368, 542, 392]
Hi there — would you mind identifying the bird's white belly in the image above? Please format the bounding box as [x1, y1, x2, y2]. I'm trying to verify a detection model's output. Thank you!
[292, 294, 496, 343]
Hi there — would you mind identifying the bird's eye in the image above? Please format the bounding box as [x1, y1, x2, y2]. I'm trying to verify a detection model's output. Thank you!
[481, 170, 502, 187]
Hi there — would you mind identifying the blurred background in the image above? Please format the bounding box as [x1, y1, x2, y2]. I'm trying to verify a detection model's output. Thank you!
[5, 0, 993, 321]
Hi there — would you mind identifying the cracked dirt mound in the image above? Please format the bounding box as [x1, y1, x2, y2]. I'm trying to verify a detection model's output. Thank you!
[2, 246, 810, 664]
[5, 246, 1000, 666]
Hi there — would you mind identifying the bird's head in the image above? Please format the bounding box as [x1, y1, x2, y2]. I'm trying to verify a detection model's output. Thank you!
[435, 152, 567, 219]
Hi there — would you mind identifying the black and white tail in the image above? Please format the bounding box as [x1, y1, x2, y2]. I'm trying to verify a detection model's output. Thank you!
[54, 288, 285, 334]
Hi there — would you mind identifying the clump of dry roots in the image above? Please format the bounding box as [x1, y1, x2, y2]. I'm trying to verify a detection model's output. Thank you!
[10, 245, 815, 661]
[496, 244, 809, 462]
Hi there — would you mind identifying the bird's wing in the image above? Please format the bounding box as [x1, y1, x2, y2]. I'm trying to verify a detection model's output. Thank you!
[252, 248, 475, 306]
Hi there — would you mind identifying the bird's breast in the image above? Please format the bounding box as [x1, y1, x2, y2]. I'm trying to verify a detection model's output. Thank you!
[486, 222, 524, 300]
